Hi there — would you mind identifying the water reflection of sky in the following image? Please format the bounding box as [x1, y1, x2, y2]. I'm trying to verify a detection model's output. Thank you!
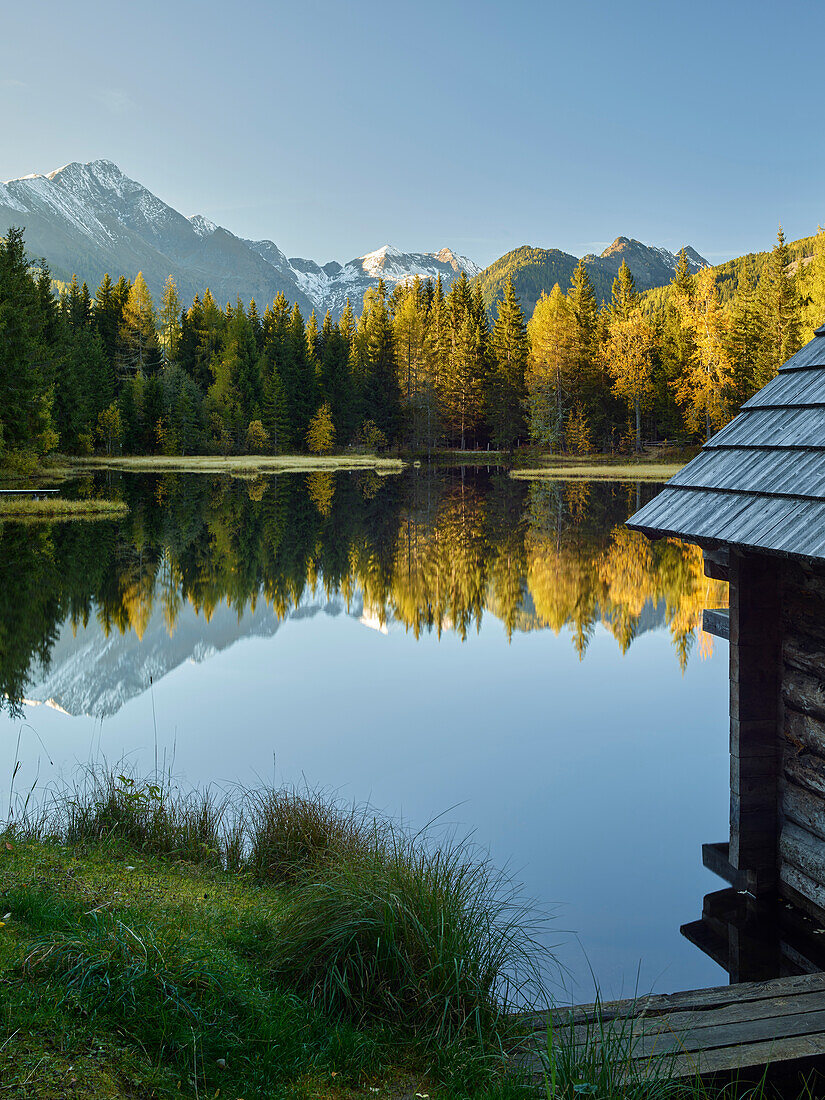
[1, 584, 729, 1001]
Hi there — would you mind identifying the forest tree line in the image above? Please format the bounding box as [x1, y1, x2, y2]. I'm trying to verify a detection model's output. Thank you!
[1, 223, 823, 461]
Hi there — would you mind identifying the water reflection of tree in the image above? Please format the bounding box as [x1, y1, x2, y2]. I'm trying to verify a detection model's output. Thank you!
[0, 471, 727, 714]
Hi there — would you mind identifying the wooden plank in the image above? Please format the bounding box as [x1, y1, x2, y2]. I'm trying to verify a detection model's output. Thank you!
[665, 1031, 825, 1078]
[781, 778, 825, 842]
[784, 752, 825, 799]
[780, 864, 825, 916]
[776, 338, 825, 373]
[521, 971, 825, 1081]
[783, 671, 825, 722]
[784, 707, 825, 755]
[562, 989, 825, 1046]
[703, 608, 730, 639]
[785, 636, 825, 681]
[780, 820, 825, 884]
[624, 1005, 825, 1057]
[526, 971, 825, 1029]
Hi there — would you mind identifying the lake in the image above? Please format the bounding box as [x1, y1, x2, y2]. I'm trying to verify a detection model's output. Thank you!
[0, 466, 730, 1002]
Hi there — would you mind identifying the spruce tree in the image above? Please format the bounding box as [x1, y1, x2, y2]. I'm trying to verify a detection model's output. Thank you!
[362, 287, 401, 442]
[0, 227, 55, 453]
[488, 279, 528, 449]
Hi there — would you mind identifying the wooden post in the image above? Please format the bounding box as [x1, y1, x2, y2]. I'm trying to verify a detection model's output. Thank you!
[728, 550, 781, 894]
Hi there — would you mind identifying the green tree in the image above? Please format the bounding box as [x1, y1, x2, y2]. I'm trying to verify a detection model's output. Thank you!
[488, 279, 528, 449]
[0, 227, 55, 455]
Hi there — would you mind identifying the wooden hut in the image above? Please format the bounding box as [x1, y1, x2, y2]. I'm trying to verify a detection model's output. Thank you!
[627, 326, 825, 931]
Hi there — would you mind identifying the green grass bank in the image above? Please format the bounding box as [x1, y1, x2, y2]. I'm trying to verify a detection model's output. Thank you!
[1, 773, 820, 1100]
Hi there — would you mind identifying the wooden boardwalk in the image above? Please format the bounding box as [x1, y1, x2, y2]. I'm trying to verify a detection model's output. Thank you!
[521, 972, 825, 1079]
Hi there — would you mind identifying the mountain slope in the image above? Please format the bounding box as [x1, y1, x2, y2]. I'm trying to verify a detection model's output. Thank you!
[0, 160, 318, 314]
[254, 243, 482, 318]
[0, 159, 481, 318]
[476, 236, 708, 317]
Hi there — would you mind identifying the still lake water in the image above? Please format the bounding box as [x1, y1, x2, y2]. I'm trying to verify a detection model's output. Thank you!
[0, 467, 730, 1001]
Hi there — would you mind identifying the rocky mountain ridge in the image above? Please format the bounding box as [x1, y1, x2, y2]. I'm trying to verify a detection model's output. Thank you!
[2, 159, 708, 321]
[0, 159, 480, 317]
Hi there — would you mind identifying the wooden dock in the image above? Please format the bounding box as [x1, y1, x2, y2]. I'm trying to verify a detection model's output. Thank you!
[521, 972, 825, 1079]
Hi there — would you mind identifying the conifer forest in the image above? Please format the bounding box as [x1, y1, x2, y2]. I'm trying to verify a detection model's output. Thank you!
[0, 222, 821, 465]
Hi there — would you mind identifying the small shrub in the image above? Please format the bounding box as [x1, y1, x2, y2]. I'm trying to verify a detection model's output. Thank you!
[246, 418, 269, 453]
[77, 429, 95, 456]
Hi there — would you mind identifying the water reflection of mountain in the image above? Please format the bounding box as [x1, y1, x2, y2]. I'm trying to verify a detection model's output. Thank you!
[23, 591, 364, 718]
[0, 470, 728, 717]
[22, 589, 673, 719]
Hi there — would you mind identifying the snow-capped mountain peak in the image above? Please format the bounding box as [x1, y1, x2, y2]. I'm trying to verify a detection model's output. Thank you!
[189, 214, 217, 238]
[0, 158, 481, 318]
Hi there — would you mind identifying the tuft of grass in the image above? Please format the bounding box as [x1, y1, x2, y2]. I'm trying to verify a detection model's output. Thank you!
[267, 825, 544, 1047]
[0, 495, 128, 519]
[36, 768, 237, 868]
[246, 785, 382, 883]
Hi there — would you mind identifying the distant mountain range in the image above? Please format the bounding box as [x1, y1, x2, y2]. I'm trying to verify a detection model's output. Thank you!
[1, 158, 707, 319]
[476, 239, 708, 318]
[0, 160, 480, 317]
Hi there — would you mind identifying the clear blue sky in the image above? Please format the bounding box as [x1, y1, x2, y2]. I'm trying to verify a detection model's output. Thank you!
[1, 0, 820, 268]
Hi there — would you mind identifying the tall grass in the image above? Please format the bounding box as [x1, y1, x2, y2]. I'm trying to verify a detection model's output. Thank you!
[268, 825, 544, 1045]
[4, 766, 547, 1057]
[245, 785, 380, 883]
[33, 768, 238, 867]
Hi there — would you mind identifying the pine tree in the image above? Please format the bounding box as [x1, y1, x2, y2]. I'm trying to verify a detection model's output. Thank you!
[362, 287, 401, 442]
[727, 261, 764, 407]
[261, 363, 290, 452]
[488, 279, 528, 449]
[754, 226, 801, 385]
[610, 261, 638, 322]
[0, 227, 55, 453]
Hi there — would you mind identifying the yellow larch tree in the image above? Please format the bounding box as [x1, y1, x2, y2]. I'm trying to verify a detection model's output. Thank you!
[526, 284, 578, 449]
[674, 265, 734, 440]
[602, 311, 655, 453]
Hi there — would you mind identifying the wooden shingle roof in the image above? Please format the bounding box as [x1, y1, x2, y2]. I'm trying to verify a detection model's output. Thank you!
[627, 331, 825, 559]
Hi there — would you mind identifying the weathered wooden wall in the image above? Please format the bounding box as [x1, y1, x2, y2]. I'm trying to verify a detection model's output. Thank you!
[779, 558, 825, 919]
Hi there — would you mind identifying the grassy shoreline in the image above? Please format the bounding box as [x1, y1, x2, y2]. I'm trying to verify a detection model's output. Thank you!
[0, 771, 814, 1099]
[510, 462, 682, 481]
[0, 496, 129, 520]
[57, 453, 407, 475]
[0, 773, 539, 1100]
